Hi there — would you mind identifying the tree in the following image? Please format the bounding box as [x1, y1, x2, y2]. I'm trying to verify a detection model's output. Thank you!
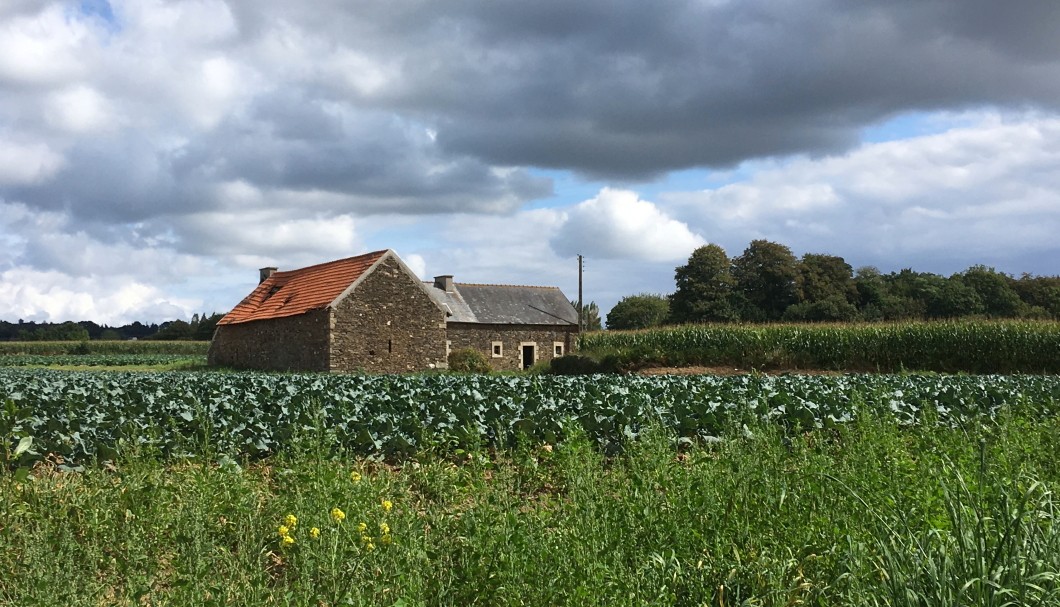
[853, 266, 888, 319]
[606, 294, 670, 330]
[878, 269, 947, 320]
[783, 295, 860, 322]
[21, 321, 90, 341]
[731, 240, 799, 321]
[669, 244, 739, 323]
[571, 300, 602, 331]
[927, 276, 984, 318]
[99, 328, 123, 341]
[194, 313, 225, 340]
[959, 265, 1025, 318]
[1012, 274, 1060, 319]
[795, 253, 856, 305]
[149, 320, 194, 340]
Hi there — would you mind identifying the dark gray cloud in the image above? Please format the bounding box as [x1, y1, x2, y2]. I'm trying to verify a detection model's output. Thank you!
[6, 0, 1059, 219]
[235, 0, 1058, 178]
[171, 90, 552, 214]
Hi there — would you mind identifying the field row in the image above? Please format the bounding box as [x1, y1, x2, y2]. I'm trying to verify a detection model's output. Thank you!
[4, 369, 1058, 466]
[0, 354, 206, 368]
[578, 319, 1060, 373]
[0, 340, 209, 356]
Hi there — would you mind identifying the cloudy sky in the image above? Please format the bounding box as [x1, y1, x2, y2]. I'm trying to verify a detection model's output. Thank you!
[2, 0, 1059, 325]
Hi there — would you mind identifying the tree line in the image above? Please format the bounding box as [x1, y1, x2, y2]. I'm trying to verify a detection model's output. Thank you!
[0, 313, 225, 342]
[606, 240, 1060, 330]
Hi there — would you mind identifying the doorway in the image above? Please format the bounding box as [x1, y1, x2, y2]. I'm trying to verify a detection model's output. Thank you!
[521, 344, 536, 370]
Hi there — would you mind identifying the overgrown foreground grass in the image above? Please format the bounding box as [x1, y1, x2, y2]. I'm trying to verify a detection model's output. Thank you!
[3, 413, 1060, 606]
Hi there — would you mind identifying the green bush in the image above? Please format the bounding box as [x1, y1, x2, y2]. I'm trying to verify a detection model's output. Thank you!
[447, 348, 492, 373]
[549, 355, 607, 375]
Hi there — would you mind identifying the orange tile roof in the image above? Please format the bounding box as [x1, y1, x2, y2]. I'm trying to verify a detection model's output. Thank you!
[218, 250, 388, 325]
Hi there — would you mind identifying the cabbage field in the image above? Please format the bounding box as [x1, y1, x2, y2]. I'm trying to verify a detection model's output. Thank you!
[4, 368, 1058, 467]
[0, 354, 204, 368]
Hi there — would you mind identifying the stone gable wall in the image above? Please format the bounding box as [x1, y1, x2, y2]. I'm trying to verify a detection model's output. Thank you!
[207, 309, 330, 371]
[330, 255, 448, 373]
[446, 323, 578, 371]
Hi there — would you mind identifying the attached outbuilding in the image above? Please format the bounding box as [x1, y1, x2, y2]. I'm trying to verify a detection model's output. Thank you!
[207, 249, 579, 373]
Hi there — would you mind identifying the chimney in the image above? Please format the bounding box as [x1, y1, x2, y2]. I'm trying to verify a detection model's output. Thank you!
[433, 275, 454, 292]
[259, 267, 278, 284]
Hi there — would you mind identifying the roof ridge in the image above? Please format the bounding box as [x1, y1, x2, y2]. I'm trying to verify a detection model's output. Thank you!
[455, 282, 560, 289]
[218, 250, 391, 326]
[270, 249, 389, 276]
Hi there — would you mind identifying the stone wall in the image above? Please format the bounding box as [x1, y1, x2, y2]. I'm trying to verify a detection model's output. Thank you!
[330, 255, 449, 373]
[447, 323, 579, 371]
[207, 309, 330, 371]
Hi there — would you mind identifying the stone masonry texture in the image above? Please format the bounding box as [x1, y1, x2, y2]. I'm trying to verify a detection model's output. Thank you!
[329, 255, 449, 373]
[207, 308, 330, 371]
[447, 323, 578, 371]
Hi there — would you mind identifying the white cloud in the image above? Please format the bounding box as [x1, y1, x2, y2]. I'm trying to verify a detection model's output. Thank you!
[45, 84, 114, 133]
[0, 267, 197, 326]
[328, 47, 398, 98]
[552, 188, 706, 262]
[402, 253, 427, 279]
[0, 141, 64, 185]
[666, 114, 1060, 272]
[114, 0, 238, 46]
[176, 210, 361, 263]
[0, 5, 94, 85]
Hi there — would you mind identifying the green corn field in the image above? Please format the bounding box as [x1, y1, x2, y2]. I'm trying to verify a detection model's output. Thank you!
[578, 319, 1060, 373]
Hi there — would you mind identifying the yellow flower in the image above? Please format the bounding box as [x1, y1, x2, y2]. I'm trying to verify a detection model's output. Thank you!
[378, 522, 390, 535]
[365, 541, 375, 552]
[357, 522, 368, 534]
[350, 471, 362, 483]
[284, 514, 298, 528]
[330, 507, 346, 523]
[281, 535, 295, 547]
[380, 533, 392, 546]
[278, 525, 290, 537]
[360, 534, 372, 544]
[381, 499, 393, 512]
[310, 527, 321, 539]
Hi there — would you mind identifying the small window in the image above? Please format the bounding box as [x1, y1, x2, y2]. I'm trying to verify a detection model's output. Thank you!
[554, 342, 564, 357]
[446, 340, 452, 356]
[491, 341, 503, 358]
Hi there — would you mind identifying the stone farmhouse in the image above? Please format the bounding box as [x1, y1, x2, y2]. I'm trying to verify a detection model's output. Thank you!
[207, 249, 579, 373]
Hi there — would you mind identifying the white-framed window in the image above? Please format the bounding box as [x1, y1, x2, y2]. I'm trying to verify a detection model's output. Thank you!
[554, 342, 564, 357]
[491, 341, 504, 358]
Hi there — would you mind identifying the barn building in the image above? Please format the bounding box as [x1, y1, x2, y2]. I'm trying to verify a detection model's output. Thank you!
[207, 249, 579, 373]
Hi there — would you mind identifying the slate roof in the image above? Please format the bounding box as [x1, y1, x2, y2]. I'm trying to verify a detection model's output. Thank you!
[218, 250, 387, 325]
[425, 282, 579, 326]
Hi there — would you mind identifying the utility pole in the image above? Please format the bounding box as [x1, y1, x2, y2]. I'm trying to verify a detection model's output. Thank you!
[577, 254, 584, 332]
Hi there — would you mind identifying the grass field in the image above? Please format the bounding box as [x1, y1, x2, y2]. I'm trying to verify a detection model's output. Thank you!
[2, 414, 1059, 606]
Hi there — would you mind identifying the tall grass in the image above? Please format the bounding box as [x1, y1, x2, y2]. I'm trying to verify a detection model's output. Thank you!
[2, 412, 1059, 605]
[579, 320, 1060, 373]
